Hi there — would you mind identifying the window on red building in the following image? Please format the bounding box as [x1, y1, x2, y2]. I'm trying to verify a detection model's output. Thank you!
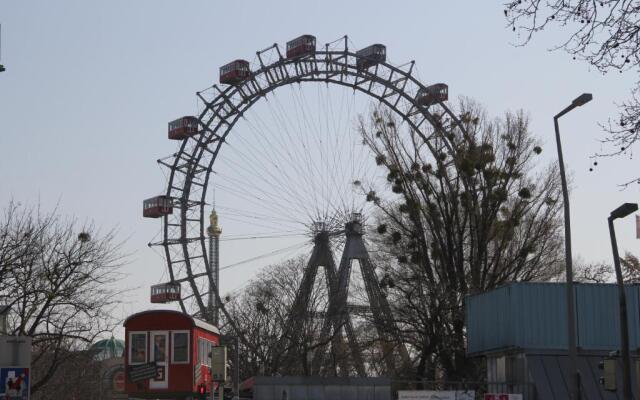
[130, 332, 147, 364]
[172, 331, 189, 363]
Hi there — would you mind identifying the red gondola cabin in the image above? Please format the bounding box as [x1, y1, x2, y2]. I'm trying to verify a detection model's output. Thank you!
[124, 310, 220, 399]
[356, 44, 386, 70]
[143, 196, 172, 218]
[286, 35, 316, 59]
[168, 116, 199, 140]
[219, 60, 251, 85]
[151, 283, 181, 303]
[416, 83, 449, 107]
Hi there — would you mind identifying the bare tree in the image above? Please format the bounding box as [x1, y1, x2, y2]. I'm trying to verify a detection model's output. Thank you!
[30, 349, 102, 400]
[0, 201, 127, 394]
[221, 255, 331, 378]
[504, 0, 640, 185]
[574, 259, 613, 283]
[621, 251, 640, 282]
[359, 100, 564, 380]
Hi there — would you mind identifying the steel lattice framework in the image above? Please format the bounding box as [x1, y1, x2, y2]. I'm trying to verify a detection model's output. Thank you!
[274, 215, 412, 376]
[151, 36, 467, 371]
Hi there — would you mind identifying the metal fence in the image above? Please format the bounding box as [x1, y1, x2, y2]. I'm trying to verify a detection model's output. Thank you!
[391, 380, 537, 400]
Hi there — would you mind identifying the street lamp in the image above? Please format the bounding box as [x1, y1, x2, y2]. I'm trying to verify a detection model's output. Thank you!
[554, 92, 592, 400]
[608, 202, 638, 400]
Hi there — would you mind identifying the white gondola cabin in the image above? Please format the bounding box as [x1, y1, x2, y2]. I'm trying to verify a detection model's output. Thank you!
[168, 116, 198, 140]
[150, 283, 181, 303]
[219, 59, 251, 85]
[143, 196, 172, 218]
[286, 35, 316, 59]
[416, 83, 449, 107]
[356, 44, 386, 70]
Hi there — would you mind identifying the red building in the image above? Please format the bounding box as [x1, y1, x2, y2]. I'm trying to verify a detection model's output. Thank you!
[124, 310, 220, 399]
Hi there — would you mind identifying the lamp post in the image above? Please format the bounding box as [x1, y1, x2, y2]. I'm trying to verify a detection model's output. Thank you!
[554, 92, 592, 400]
[608, 202, 638, 400]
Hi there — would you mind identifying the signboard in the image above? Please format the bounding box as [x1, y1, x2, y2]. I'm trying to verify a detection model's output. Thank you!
[211, 346, 227, 382]
[1, 367, 30, 400]
[128, 362, 157, 382]
[0, 336, 32, 367]
[398, 390, 475, 400]
[484, 395, 523, 400]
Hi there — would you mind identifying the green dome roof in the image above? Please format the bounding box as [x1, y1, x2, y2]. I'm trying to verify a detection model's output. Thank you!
[90, 336, 125, 360]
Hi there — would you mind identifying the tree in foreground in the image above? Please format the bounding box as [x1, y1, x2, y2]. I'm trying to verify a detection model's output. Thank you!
[359, 100, 564, 380]
[0, 201, 126, 395]
[504, 0, 640, 185]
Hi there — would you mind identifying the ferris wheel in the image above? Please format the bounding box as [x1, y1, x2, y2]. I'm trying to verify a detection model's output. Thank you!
[143, 35, 457, 351]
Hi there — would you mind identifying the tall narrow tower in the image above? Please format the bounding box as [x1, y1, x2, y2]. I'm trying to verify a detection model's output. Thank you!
[207, 209, 222, 325]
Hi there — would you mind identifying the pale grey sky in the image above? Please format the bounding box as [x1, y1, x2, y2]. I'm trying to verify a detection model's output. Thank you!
[0, 0, 637, 335]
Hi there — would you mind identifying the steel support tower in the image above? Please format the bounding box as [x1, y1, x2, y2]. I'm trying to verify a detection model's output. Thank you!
[275, 222, 359, 375]
[278, 214, 410, 377]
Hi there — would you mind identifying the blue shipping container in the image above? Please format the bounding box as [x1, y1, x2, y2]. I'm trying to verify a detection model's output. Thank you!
[465, 282, 640, 355]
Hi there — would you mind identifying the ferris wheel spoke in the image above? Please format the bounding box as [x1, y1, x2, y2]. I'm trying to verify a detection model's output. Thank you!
[215, 207, 303, 229]
[263, 94, 325, 210]
[286, 88, 327, 201]
[277, 86, 347, 218]
[221, 137, 315, 220]
[215, 204, 305, 225]
[214, 158, 305, 216]
[222, 112, 318, 213]
[258, 95, 329, 215]
[319, 87, 357, 214]
[221, 214, 303, 233]
[214, 159, 314, 226]
[213, 181, 308, 227]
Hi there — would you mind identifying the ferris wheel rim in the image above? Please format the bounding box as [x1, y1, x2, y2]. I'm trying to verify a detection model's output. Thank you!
[155, 43, 464, 323]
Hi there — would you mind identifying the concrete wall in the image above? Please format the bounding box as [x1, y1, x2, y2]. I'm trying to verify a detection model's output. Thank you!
[253, 376, 391, 400]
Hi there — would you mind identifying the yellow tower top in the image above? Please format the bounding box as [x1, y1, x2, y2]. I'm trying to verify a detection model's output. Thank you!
[207, 209, 222, 237]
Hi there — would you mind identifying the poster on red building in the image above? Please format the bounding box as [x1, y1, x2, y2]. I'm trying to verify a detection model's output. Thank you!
[0, 367, 30, 400]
